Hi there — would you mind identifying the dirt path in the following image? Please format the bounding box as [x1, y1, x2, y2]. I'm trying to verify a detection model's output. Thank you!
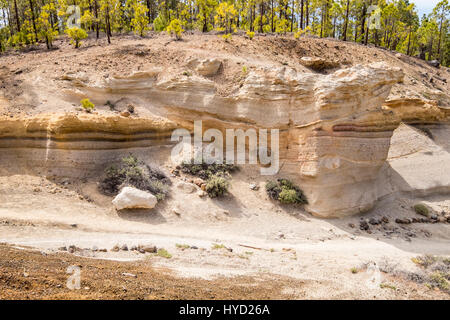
[0, 244, 301, 299]
[0, 175, 449, 299]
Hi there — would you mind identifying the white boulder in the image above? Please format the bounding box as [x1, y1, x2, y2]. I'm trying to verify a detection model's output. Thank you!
[195, 59, 223, 76]
[112, 187, 157, 210]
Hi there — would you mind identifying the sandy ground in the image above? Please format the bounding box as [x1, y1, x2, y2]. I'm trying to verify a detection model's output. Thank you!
[0, 171, 449, 299]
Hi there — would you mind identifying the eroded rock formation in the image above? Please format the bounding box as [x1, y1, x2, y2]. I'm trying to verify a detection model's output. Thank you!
[1, 62, 449, 217]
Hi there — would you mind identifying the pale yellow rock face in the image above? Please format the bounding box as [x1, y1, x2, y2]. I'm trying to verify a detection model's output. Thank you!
[1, 62, 448, 218]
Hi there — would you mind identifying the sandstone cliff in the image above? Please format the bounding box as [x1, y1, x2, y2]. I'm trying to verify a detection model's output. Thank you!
[1, 35, 449, 218]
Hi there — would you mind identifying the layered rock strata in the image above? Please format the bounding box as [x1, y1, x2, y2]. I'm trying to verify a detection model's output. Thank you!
[1, 62, 449, 217]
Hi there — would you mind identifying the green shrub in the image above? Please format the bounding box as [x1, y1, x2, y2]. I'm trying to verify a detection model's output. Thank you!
[156, 248, 172, 259]
[166, 18, 184, 40]
[66, 27, 88, 48]
[205, 173, 230, 198]
[414, 204, 430, 217]
[80, 98, 94, 111]
[180, 159, 238, 180]
[246, 31, 255, 40]
[221, 33, 232, 42]
[278, 189, 300, 204]
[430, 272, 449, 291]
[180, 159, 237, 198]
[265, 179, 307, 205]
[100, 155, 170, 201]
[153, 13, 168, 32]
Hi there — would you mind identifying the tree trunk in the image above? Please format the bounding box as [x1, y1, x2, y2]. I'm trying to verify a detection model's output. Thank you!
[290, 0, 294, 32]
[305, 0, 309, 27]
[360, 3, 366, 42]
[343, 0, 349, 41]
[259, 3, 264, 33]
[28, 0, 38, 42]
[146, 0, 151, 21]
[407, 26, 412, 56]
[271, 0, 274, 32]
[93, 0, 99, 39]
[299, 0, 303, 29]
[13, 0, 21, 32]
[106, 6, 111, 44]
[202, 12, 207, 32]
[320, 3, 324, 38]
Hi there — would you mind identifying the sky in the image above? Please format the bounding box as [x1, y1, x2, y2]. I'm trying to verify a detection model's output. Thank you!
[411, 0, 440, 17]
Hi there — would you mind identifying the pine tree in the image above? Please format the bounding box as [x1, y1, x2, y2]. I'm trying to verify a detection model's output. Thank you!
[131, 1, 149, 36]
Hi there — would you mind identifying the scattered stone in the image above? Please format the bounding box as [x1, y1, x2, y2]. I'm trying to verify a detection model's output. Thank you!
[70, 224, 77, 228]
[33, 187, 41, 192]
[68, 245, 76, 253]
[112, 187, 157, 210]
[98, 248, 107, 252]
[360, 221, 370, 231]
[395, 218, 411, 224]
[190, 246, 198, 249]
[277, 232, 285, 239]
[58, 246, 67, 251]
[127, 104, 135, 113]
[120, 244, 128, 251]
[122, 272, 137, 278]
[120, 111, 130, 117]
[381, 216, 389, 224]
[172, 206, 182, 216]
[92, 245, 98, 252]
[176, 181, 197, 194]
[130, 245, 137, 251]
[427, 60, 440, 68]
[249, 183, 260, 191]
[139, 245, 157, 253]
[111, 244, 120, 252]
[369, 217, 381, 225]
[348, 223, 355, 228]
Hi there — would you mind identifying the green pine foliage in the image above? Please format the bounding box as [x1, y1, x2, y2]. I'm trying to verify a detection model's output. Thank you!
[0, 1, 448, 66]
